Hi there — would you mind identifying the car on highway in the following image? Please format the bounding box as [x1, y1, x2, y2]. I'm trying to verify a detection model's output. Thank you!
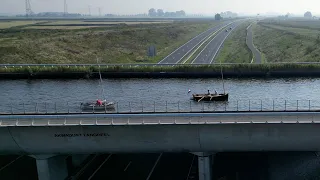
[225, 29, 228, 32]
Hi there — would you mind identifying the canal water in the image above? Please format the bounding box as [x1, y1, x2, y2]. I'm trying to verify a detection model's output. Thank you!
[1, 77, 320, 113]
[1, 77, 320, 179]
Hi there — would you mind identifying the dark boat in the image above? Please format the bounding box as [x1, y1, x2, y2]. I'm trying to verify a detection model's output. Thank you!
[192, 93, 229, 102]
[191, 56, 229, 102]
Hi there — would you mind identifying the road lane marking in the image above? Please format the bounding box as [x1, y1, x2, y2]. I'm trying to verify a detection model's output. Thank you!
[124, 161, 132, 172]
[190, 22, 239, 64]
[88, 154, 112, 180]
[146, 153, 163, 180]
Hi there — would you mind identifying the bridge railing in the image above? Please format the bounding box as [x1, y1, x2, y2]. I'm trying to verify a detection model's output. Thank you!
[1, 99, 320, 115]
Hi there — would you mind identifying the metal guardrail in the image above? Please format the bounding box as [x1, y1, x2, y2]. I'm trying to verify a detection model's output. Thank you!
[1, 111, 320, 127]
[1, 62, 320, 68]
[1, 99, 320, 115]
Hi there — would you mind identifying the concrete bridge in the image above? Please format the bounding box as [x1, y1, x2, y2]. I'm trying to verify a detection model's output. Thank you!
[1, 111, 320, 180]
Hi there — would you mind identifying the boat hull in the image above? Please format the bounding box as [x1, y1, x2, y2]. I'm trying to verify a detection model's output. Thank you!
[192, 93, 229, 102]
[81, 102, 115, 111]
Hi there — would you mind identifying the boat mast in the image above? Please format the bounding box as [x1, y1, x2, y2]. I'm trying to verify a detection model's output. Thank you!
[96, 57, 106, 100]
[219, 57, 226, 94]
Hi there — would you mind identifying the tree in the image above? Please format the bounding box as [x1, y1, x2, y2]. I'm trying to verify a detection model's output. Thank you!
[304, 11, 312, 18]
[157, 9, 164, 17]
[215, 13, 222, 20]
[176, 10, 186, 17]
[148, 8, 157, 17]
[285, 13, 290, 18]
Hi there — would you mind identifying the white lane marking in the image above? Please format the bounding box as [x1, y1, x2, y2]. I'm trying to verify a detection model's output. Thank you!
[88, 154, 112, 180]
[146, 153, 163, 180]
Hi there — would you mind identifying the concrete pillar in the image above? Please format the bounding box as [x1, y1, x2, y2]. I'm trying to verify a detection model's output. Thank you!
[191, 152, 215, 180]
[30, 155, 68, 180]
[72, 154, 90, 168]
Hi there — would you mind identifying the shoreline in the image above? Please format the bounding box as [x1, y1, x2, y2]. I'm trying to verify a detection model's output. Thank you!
[2, 71, 320, 79]
[2, 64, 320, 79]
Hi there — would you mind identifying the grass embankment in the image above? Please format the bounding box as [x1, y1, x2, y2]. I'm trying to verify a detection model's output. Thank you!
[2, 64, 320, 74]
[261, 18, 320, 30]
[0, 20, 216, 64]
[252, 23, 320, 62]
[215, 21, 252, 63]
[0, 20, 47, 29]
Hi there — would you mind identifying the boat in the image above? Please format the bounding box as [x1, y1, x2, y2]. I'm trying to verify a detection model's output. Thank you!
[191, 57, 229, 102]
[81, 58, 115, 111]
[192, 93, 228, 102]
[81, 100, 115, 111]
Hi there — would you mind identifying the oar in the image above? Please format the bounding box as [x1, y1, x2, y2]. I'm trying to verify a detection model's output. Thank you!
[198, 96, 205, 102]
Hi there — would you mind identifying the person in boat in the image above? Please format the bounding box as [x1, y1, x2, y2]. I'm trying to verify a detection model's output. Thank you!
[96, 99, 103, 106]
[207, 90, 210, 95]
[214, 90, 218, 95]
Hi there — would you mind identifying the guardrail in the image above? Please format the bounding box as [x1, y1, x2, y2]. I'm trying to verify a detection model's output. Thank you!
[1, 99, 320, 115]
[1, 111, 320, 127]
[1, 62, 320, 68]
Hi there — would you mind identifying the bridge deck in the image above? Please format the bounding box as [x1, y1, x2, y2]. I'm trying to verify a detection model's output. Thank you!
[0, 111, 319, 127]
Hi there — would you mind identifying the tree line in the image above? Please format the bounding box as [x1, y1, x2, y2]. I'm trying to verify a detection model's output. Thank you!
[148, 8, 186, 17]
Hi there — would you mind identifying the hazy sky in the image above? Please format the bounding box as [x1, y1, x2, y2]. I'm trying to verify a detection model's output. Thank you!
[1, 0, 320, 15]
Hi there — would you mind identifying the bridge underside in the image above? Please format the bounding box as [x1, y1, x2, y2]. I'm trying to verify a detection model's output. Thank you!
[1, 123, 320, 154]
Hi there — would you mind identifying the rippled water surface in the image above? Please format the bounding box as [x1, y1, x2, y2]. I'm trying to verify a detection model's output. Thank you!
[1, 78, 320, 113]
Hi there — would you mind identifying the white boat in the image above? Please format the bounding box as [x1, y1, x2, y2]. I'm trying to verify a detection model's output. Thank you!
[81, 100, 115, 111]
[81, 58, 115, 111]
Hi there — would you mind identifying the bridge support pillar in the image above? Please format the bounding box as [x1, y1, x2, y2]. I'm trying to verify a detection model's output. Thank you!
[191, 152, 215, 180]
[30, 155, 68, 180]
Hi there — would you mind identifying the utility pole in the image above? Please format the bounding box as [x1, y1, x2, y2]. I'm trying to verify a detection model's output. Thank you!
[99, 7, 101, 16]
[25, 0, 32, 17]
[64, 0, 68, 16]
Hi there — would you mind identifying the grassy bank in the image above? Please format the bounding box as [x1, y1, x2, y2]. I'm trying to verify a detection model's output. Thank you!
[2, 63, 320, 73]
[215, 21, 252, 63]
[261, 18, 320, 30]
[0, 20, 217, 64]
[258, 23, 320, 39]
[252, 23, 320, 62]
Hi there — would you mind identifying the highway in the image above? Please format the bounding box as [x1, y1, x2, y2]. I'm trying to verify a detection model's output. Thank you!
[76, 153, 196, 180]
[192, 20, 244, 64]
[158, 21, 234, 64]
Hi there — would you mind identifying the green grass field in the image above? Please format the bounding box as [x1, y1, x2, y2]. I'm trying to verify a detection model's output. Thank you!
[259, 23, 320, 39]
[0, 20, 218, 64]
[0, 20, 47, 29]
[261, 18, 320, 30]
[252, 22, 320, 63]
[45, 21, 172, 25]
[216, 21, 252, 63]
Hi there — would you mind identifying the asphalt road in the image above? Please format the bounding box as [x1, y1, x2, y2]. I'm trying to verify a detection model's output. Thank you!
[78, 153, 195, 180]
[192, 21, 244, 64]
[158, 21, 234, 64]
[246, 24, 262, 64]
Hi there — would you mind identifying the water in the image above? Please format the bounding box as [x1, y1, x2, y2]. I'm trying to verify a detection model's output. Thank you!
[1, 78, 320, 113]
[1, 78, 320, 179]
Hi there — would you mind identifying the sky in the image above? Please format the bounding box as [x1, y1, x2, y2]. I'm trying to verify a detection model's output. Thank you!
[1, 0, 320, 16]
